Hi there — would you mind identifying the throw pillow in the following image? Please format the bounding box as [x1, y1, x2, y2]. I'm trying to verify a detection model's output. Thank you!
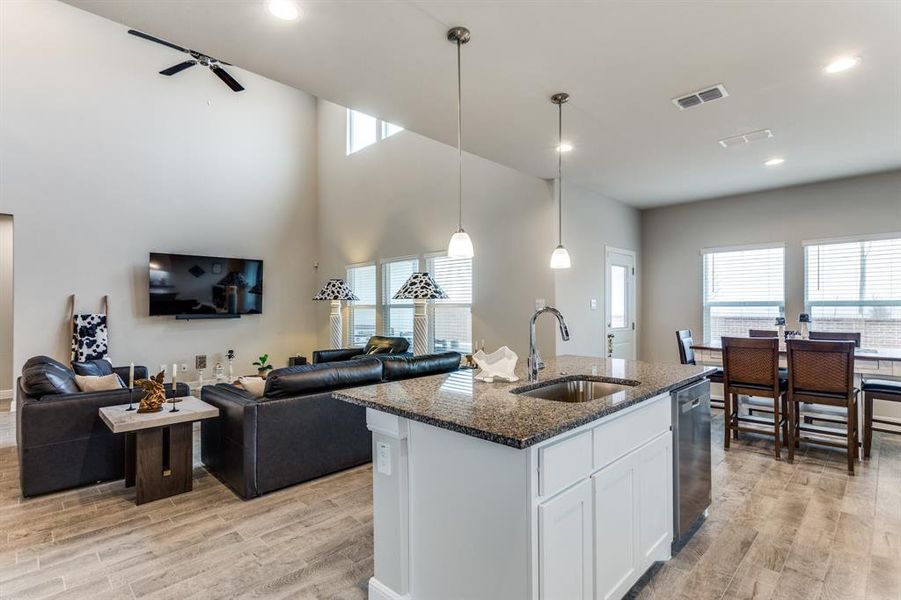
[72, 359, 114, 377]
[237, 376, 266, 398]
[74, 374, 125, 392]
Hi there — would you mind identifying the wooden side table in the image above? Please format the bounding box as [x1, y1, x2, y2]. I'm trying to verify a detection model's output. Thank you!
[99, 397, 219, 505]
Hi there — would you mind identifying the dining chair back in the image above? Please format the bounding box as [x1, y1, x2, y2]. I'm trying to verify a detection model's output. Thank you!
[676, 330, 696, 365]
[785, 339, 858, 474]
[809, 331, 861, 347]
[749, 329, 778, 338]
[721, 336, 787, 458]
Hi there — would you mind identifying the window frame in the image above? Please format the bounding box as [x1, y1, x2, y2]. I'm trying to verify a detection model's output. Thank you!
[345, 261, 377, 348]
[425, 251, 473, 354]
[802, 232, 901, 347]
[700, 242, 786, 344]
[346, 108, 403, 155]
[380, 255, 419, 346]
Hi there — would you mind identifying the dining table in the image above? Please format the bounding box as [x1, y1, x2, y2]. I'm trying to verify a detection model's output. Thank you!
[690, 341, 901, 378]
[691, 339, 901, 437]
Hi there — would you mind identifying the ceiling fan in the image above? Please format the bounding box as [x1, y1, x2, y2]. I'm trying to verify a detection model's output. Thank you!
[128, 29, 244, 92]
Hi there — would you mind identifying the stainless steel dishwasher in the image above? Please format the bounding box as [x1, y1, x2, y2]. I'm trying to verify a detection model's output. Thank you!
[671, 378, 711, 549]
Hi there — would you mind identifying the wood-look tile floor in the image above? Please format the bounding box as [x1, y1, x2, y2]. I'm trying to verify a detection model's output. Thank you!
[0, 408, 898, 600]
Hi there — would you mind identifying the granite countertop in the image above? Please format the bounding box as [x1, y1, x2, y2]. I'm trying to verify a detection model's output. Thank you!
[332, 355, 715, 449]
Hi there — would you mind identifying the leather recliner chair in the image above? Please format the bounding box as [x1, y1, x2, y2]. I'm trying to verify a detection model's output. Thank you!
[312, 335, 411, 364]
[17, 355, 187, 497]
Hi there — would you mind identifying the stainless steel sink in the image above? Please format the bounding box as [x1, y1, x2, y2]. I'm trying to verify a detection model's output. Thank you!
[514, 377, 639, 403]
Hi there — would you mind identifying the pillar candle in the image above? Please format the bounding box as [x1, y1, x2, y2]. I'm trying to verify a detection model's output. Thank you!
[172, 363, 178, 393]
[128, 362, 134, 388]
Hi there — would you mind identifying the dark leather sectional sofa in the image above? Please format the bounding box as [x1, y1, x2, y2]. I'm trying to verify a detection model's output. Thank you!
[311, 335, 411, 364]
[201, 351, 461, 499]
[16, 355, 188, 497]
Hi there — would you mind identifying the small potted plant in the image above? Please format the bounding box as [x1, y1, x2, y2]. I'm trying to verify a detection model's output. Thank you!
[253, 354, 273, 379]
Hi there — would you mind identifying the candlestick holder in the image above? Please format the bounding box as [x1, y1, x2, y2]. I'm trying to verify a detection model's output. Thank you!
[169, 392, 179, 413]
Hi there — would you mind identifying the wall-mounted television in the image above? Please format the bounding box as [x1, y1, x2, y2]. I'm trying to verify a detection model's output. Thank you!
[149, 252, 263, 318]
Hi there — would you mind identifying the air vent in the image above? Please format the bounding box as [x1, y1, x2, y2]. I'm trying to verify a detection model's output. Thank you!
[718, 128, 774, 148]
[672, 84, 729, 110]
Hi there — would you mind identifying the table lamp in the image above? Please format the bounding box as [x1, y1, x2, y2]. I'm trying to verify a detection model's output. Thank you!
[393, 272, 449, 356]
[313, 278, 360, 349]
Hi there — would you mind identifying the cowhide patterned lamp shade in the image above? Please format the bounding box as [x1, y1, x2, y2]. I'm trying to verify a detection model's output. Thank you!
[392, 273, 449, 301]
[313, 278, 359, 349]
[312, 279, 360, 301]
[394, 273, 448, 356]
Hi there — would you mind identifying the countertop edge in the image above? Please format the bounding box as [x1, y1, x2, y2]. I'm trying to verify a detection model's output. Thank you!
[333, 369, 713, 450]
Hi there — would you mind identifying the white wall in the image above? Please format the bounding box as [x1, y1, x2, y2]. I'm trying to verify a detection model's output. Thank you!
[553, 185, 641, 357]
[641, 170, 901, 416]
[0, 216, 12, 395]
[0, 1, 319, 380]
[316, 100, 559, 358]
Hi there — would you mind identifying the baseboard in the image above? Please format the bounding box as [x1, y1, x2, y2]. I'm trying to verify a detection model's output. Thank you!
[368, 577, 410, 600]
[0, 389, 11, 401]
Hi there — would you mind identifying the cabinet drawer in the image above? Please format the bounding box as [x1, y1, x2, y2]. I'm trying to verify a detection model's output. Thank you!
[539, 430, 592, 498]
[594, 395, 670, 471]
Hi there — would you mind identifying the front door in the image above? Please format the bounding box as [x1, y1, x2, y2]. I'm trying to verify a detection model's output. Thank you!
[605, 247, 636, 359]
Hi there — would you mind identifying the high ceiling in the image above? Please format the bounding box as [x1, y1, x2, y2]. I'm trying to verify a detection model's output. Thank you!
[64, 0, 901, 207]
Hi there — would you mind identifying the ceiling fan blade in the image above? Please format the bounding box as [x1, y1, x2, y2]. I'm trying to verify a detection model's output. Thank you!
[128, 29, 188, 53]
[159, 60, 197, 76]
[211, 66, 244, 92]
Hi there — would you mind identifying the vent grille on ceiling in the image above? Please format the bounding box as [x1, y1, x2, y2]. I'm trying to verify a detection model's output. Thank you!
[672, 84, 729, 110]
[718, 128, 774, 148]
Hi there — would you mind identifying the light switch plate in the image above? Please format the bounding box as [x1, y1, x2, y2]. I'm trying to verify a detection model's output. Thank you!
[376, 441, 392, 476]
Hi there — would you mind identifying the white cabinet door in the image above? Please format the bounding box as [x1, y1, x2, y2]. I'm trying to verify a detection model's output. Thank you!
[539, 479, 592, 600]
[592, 455, 638, 600]
[636, 433, 673, 570]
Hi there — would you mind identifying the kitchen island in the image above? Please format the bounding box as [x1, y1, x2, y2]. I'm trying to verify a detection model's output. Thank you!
[333, 355, 714, 600]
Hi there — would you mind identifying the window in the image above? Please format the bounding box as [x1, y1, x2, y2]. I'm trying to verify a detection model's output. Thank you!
[382, 257, 418, 345]
[346, 253, 472, 352]
[346, 263, 376, 347]
[805, 235, 901, 348]
[702, 245, 785, 343]
[346, 108, 403, 155]
[427, 254, 473, 353]
[610, 265, 627, 329]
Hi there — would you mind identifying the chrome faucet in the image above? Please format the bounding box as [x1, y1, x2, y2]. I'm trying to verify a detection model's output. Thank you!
[528, 307, 570, 382]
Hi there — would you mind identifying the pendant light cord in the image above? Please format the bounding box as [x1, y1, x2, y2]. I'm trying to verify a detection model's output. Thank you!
[557, 101, 563, 245]
[456, 39, 463, 231]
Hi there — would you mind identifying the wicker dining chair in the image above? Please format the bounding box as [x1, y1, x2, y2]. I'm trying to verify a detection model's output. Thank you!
[785, 339, 859, 475]
[721, 336, 788, 459]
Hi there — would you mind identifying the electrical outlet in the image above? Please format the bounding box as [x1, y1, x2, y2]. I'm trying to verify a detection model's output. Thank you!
[376, 441, 392, 476]
[195, 355, 207, 370]
[590, 298, 598, 310]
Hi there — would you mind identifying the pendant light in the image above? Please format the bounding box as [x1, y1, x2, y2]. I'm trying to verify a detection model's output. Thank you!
[446, 27, 474, 259]
[550, 92, 572, 269]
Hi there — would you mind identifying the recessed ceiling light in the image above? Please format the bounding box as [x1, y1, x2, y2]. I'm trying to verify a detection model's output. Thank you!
[557, 143, 573, 153]
[764, 157, 785, 167]
[268, 1, 301, 20]
[824, 55, 860, 74]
